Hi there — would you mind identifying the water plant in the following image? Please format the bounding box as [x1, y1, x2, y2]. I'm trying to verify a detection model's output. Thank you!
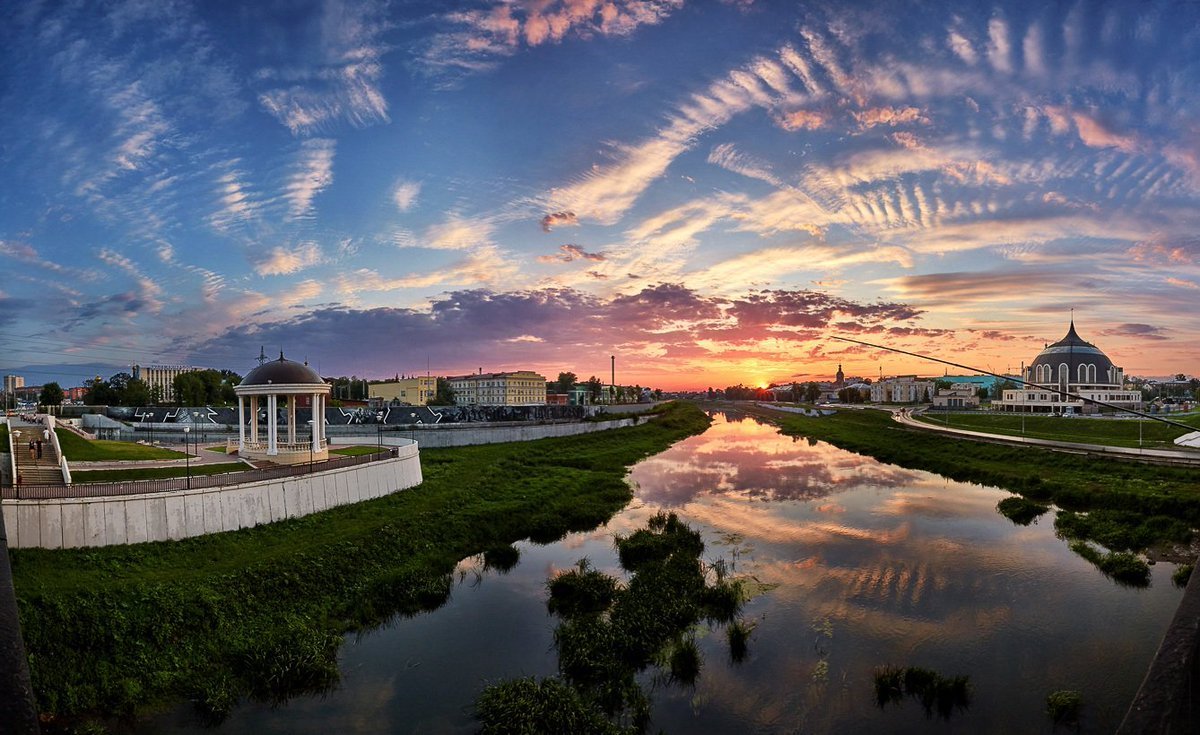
[1045, 689, 1082, 726]
[873, 665, 972, 720]
[997, 495, 1049, 525]
[477, 512, 755, 732]
[726, 619, 754, 663]
[1068, 541, 1150, 587]
[1173, 564, 1193, 588]
[482, 544, 521, 573]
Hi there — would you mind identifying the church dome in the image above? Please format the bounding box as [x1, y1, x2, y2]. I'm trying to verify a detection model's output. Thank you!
[1028, 322, 1118, 386]
[240, 353, 325, 386]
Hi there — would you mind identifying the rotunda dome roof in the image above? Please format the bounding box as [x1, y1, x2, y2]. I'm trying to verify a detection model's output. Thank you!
[1028, 322, 1116, 384]
[240, 353, 325, 386]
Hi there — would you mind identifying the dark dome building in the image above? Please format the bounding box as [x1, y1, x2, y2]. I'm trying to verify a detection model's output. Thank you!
[234, 352, 331, 463]
[995, 321, 1141, 414]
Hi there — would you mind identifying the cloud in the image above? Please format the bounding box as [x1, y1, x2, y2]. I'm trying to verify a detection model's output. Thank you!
[256, 0, 390, 134]
[540, 211, 579, 232]
[1099, 323, 1169, 341]
[852, 106, 926, 129]
[392, 179, 421, 212]
[285, 139, 336, 218]
[254, 242, 323, 276]
[423, 216, 495, 251]
[422, 0, 685, 78]
[537, 244, 607, 263]
[707, 143, 782, 186]
[1070, 110, 1141, 153]
[776, 109, 829, 131]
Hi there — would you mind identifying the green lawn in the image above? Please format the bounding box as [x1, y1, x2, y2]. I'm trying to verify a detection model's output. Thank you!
[204, 446, 228, 454]
[70, 463, 247, 483]
[54, 428, 187, 461]
[913, 411, 1200, 448]
[12, 402, 711, 722]
[330, 445, 385, 456]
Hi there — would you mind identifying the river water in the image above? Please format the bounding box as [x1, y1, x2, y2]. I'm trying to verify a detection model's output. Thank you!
[142, 411, 1182, 733]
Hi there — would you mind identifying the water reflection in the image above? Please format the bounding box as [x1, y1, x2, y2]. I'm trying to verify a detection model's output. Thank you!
[138, 411, 1183, 734]
[630, 413, 922, 506]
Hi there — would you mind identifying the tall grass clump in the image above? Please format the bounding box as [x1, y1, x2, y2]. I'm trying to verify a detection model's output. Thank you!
[874, 665, 971, 720]
[1045, 689, 1082, 726]
[477, 512, 758, 733]
[997, 496, 1049, 525]
[1068, 541, 1150, 587]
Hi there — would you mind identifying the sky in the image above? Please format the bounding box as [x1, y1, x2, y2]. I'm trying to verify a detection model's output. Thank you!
[2, 0, 1198, 391]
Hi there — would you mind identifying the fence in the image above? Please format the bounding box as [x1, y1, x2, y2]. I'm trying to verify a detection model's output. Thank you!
[1, 447, 399, 500]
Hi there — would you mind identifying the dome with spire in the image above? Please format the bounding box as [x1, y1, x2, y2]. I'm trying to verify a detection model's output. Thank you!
[1027, 321, 1119, 387]
[240, 351, 325, 387]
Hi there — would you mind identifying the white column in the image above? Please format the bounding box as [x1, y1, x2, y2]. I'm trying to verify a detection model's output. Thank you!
[267, 394, 278, 455]
[287, 397, 296, 444]
[238, 396, 245, 453]
[250, 396, 259, 443]
[312, 393, 321, 454]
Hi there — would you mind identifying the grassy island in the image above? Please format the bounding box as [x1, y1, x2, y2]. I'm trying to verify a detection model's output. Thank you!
[13, 402, 711, 724]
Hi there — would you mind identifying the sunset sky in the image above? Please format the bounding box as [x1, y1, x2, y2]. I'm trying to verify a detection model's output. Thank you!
[2, 0, 1198, 390]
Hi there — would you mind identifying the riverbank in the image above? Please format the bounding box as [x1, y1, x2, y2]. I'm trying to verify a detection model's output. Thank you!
[731, 403, 1200, 560]
[12, 402, 711, 727]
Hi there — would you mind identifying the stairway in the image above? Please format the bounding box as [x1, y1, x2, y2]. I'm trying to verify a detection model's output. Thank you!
[13, 430, 65, 486]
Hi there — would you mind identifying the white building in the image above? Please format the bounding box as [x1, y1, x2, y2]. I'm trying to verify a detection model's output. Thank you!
[993, 321, 1141, 414]
[448, 370, 547, 406]
[3, 375, 24, 393]
[870, 376, 934, 404]
[131, 364, 199, 404]
[933, 383, 980, 409]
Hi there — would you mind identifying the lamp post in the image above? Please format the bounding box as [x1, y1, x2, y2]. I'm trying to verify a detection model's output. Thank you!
[306, 420, 314, 473]
[183, 426, 191, 489]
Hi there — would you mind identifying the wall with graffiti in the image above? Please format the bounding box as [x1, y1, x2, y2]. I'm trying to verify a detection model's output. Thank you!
[109, 403, 587, 427]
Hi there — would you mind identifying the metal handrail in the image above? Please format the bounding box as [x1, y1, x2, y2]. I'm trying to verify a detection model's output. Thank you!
[0, 447, 399, 500]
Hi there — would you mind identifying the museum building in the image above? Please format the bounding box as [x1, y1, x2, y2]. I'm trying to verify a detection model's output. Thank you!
[994, 321, 1141, 414]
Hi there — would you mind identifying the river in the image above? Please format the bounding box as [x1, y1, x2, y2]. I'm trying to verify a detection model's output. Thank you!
[140, 411, 1182, 733]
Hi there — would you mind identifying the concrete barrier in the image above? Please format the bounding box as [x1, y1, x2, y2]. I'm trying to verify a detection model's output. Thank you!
[1, 443, 422, 549]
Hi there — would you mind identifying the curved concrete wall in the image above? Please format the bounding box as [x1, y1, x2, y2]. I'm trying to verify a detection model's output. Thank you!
[1, 443, 422, 549]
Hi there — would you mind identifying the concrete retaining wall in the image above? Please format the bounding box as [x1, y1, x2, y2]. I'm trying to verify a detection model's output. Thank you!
[1, 443, 422, 549]
[365, 414, 651, 449]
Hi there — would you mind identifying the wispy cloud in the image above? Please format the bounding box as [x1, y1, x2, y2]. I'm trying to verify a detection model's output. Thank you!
[284, 139, 336, 218]
[392, 179, 421, 212]
[541, 211, 579, 232]
[537, 244, 606, 263]
[253, 242, 323, 276]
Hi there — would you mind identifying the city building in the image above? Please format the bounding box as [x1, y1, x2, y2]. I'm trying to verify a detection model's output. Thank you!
[870, 376, 934, 404]
[993, 320, 1141, 414]
[370, 376, 437, 405]
[448, 370, 548, 406]
[3, 375, 24, 393]
[932, 383, 981, 409]
[131, 364, 199, 403]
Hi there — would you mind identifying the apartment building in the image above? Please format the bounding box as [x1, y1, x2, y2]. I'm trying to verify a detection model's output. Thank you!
[447, 370, 547, 406]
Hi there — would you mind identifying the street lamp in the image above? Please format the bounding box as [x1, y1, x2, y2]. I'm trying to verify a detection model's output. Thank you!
[306, 420, 314, 473]
[183, 426, 191, 489]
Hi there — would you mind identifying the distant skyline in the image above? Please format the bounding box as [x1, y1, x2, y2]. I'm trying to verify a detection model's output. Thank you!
[2, 0, 1198, 390]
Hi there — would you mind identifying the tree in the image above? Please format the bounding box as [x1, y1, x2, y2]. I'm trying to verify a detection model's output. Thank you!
[123, 378, 151, 407]
[802, 382, 822, 403]
[39, 382, 64, 406]
[977, 386, 989, 400]
[585, 376, 603, 403]
[84, 377, 116, 405]
[428, 377, 456, 406]
[555, 372, 578, 394]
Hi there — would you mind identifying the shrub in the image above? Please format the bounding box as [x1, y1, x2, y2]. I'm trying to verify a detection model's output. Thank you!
[1045, 689, 1082, 725]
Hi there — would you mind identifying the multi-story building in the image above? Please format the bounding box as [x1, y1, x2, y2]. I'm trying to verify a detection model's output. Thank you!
[870, 375, 934, 404]
[370, 376, 438, 405]
[993, 321, 1141, 414]
[3, 375, 24, 393]
[131, 364, 198, 404]
[448, 370, 548, 406]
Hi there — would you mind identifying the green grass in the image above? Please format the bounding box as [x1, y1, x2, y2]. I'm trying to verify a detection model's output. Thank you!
[737, 405, 1200, 554]
[55, 429, 186, 461]
[913, 412, 1200, 449]
[205, 446, 228, 454]
[70, 463, 248, 483]
[329, 446, 385, 456]
[12, 402, 711, 722]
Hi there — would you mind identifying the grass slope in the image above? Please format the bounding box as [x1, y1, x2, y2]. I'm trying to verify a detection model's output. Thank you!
[70, 463, 247, 483]
[744, 405, 1200, 551]
[913, 412, 1200, 449]
[55, 429, 186, 461]
[13, 402, 711, 721]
